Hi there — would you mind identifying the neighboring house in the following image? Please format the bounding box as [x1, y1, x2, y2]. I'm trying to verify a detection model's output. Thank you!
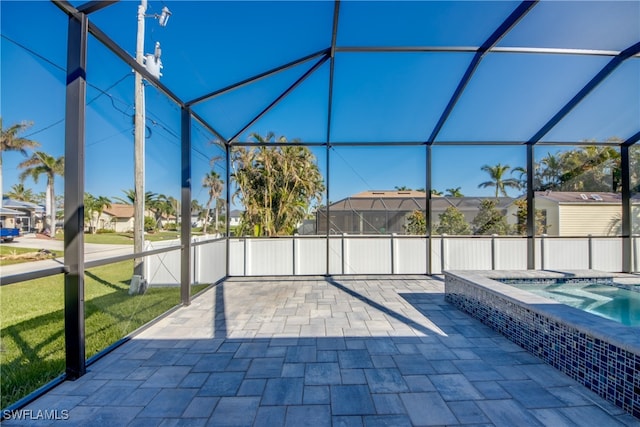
[316, 190, 514, 235]
[95, 204, 176, 232]
[229, 210, 243, 228]
[2, 197, 45, 232]
[99, 204, 135, 233]
[191, 210, 204, 228]
[505, 191, 629, 236]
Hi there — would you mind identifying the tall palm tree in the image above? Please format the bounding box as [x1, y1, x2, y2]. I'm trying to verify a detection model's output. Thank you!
[203, 170, 223, 233]
[536, 152, 563, 190]
[1, 118, 40, 208]
[18, 151, 64, 235]
[478, 163, 520, 198]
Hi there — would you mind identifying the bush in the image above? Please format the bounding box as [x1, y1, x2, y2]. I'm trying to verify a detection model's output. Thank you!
[96, 229, 115, 234]
[144, 216, 156, 232]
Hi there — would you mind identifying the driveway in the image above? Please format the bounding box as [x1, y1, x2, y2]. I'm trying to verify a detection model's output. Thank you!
[1, 235, 133, 280]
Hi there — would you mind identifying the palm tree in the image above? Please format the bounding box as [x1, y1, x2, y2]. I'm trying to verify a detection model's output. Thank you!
[445, 187, 464, 197]
[203, 170, 223, 233]
[1, 118, 40, 208]
[478, 163, 520, 198]
[536, 153, 563, 190]
[84, 193, 112, 233]
[558, 145, 620, 192]
[148, 194, 176, 230]
[18, 151, 64, 235]
[114, 189, 156, 206]
[6, 183, 36, 202]
[394, 185, 411, 191]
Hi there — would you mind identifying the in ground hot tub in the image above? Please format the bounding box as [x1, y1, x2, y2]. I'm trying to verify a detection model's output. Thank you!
[444, 270, 640, 419]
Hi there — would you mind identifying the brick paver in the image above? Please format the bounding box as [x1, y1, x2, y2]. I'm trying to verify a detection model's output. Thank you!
[6, 276, 639, 426]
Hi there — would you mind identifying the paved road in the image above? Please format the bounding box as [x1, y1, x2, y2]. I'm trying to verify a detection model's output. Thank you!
[1, 235, 133, 280]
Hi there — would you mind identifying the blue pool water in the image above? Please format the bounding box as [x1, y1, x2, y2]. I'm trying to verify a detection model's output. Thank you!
[504, 281, 640, 327]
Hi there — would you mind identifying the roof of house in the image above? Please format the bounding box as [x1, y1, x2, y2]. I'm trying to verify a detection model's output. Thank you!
[2, 197, 45, 212]
[535, 191, 623, 204]
[323, 191, 514, 212]
[103, 203, 134, 218]
[0, 207, 24, 215]
[352, 190, 427, 198]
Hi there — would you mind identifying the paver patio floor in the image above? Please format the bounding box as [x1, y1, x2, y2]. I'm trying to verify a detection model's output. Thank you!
[7, 276, 640, 426]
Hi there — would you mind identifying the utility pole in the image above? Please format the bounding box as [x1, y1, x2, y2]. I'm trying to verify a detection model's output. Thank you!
[133, 0, 147, 278]
[133, 1, 170, 284]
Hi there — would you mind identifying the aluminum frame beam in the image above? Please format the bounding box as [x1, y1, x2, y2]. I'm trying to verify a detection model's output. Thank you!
[427, 0, 538, 144]
[229, 55, 330, 143]
[528, 41, 640, 144]
[63, 9, 88, 380]
[181, 108, 192, 305]
[187, 49, 330, 107]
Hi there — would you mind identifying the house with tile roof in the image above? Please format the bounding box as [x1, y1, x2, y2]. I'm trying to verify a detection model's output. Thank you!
[315, 191, 514, 235]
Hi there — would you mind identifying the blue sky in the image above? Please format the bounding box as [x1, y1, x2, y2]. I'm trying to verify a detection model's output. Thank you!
[1, 1, 638, 209]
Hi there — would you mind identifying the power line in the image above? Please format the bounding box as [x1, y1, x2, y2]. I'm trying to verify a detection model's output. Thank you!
[1, 34, 65, 72]
[330, 146, 374, 190]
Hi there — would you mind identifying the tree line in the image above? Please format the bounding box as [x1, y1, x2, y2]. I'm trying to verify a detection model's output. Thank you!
[2, 116, 628, 238]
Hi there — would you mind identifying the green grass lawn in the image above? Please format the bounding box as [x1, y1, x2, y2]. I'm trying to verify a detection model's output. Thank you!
[54, 231, 194, 245]
[0, 246, 63, 267]
[0, 260, 209, 408]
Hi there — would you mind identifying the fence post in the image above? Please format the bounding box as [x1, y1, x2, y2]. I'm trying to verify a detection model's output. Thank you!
[193, 238, 198, 284]
[342, 233, 346, 275]
[491, 234, 497, 270]
[391, 233, 395, 274]
[440, 234, 447, 273]
[540, 234, 546, 270]
[243, 238, 247, 276]
[292, 236, 296, 276]
[589, 234, 593, 270]
[634, 237, 638, 273]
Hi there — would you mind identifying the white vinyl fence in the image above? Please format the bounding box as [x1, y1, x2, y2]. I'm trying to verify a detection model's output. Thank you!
[230, 235, 627, 276]
[144, 235, 631, 282]
[144, 236, 226, 286]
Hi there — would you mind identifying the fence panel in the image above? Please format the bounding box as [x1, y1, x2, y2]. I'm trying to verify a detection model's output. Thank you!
[443, 238, 492, 270]
[591, 238, 622, 272]
[344, 237, 392, 274]
[247, 238, 294, 276]
[543, 238, 589, 270]
[296, 237, 327, 275]
[328, 237, 343, 275]
[228, 239, 245, 276]
[431, 237, 442, 274]
[195, 238, 226, 284]
[495, 239, 528, 270]
[395, 237, 427, 274]
[634, 237, 640, 273]
[144, 240, 183, 286]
